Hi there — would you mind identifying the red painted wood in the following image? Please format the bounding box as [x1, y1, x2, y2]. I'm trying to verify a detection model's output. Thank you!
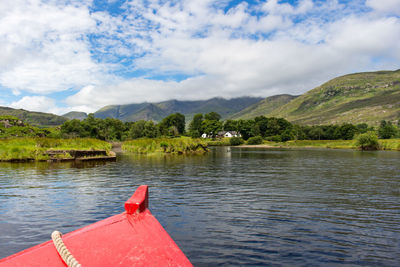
[124, 185, 149, 214]
[0, 186, 192, 267]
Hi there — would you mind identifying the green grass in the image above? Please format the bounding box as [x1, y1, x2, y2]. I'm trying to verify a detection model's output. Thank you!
[255, 139, 400, 151]
[0, 107, 67, 127]
[0, 138, 111, 161]
[122, 137, 208, 154]
[236, 69, 400, 126]
[378, 139, 400, 150]
[269, 140, 356, 149]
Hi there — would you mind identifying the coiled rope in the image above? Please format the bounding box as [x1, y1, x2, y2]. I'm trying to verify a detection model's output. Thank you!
[51, 231, 81, 267]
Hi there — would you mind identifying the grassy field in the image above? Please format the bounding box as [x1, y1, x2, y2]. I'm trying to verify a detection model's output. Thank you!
[378, 139, 400, 150]
[250, 139, 400, 151]
[234, 70, 400, 126]
[0, 138, 112, 161]
[122, 137, 208, 154]
[0, 107, 67, 127]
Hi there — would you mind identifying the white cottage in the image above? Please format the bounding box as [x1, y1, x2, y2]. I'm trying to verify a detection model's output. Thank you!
[217, 131, 241, 138]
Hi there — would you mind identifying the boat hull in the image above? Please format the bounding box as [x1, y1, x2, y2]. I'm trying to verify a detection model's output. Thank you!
[0, 185, 192, 267]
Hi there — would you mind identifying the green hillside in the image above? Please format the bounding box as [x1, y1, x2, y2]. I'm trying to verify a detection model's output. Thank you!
[62, 111, 88, 120]
[94, 97, 263, 122]
[235, 70, 400, 126]
[230, 94, 298, 120]
[0, 106, 67, 127]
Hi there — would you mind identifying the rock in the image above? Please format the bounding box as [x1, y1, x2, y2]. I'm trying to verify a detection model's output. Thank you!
[0, 120, 12, 128]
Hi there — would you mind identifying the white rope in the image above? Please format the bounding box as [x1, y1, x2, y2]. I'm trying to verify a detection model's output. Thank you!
[51, 231, 82, 267]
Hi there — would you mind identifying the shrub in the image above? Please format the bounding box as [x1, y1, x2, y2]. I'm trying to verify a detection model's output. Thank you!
[229, 137, 244, 146]
[265, 135, 282, 142]
[247, 136, 263, 145]
[280, 129, 295, 142]
[355, 131, 379, 150]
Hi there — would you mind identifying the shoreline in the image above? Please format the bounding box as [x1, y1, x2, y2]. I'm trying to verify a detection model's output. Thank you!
[0, 150, 117, 163]
[238, 140, 399, 151]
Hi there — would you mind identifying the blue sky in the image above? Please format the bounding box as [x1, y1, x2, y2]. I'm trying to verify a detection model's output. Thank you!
[0, 0, 399, 114]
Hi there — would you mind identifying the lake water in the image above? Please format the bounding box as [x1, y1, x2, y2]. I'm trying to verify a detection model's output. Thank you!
[1, 147, 400, 266]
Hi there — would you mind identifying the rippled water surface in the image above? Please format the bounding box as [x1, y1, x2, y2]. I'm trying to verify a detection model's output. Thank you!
[1, 147, 400, 266]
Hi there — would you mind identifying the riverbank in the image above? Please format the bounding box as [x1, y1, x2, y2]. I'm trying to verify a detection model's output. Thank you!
[239, 139, 400, 151]
[122, 137, 208, 154]
[0, 138, 115, 162]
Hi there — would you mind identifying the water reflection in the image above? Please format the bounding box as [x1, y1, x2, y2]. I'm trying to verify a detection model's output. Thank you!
[1, 148, 400, 266]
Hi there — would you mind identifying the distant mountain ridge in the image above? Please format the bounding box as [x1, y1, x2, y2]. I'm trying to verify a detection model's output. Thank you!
[1, 70, 398, 127]
[263, 69, 400, 126]
[94, 97, 264, 122]
[230, 94, 299, 120]
[62, 111, 88, 120]
[95, 70, 400, 126]
[0, 106, 67, 127]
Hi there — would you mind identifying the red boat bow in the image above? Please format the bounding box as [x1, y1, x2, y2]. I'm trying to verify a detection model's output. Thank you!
[0, 185, 193, 267]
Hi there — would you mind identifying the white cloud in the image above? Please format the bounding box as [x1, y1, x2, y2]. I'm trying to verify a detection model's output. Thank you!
[2, 0, 400, 114]
[366, 0, 400, 15]
[9, 95, 90, 115]
[10, 96, 56, 113]
[262, 0, 313, 15]
[0, 0, 112, 94]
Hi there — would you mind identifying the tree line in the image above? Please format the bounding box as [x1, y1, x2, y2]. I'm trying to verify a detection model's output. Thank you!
[59, 112, 400, 142]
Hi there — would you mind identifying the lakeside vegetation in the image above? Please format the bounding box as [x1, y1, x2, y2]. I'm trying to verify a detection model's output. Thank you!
[1, 108, 399, 161]
[0, 138, 112, 161]
[122, 137, 208, 154]
[245, 138, 400, 151]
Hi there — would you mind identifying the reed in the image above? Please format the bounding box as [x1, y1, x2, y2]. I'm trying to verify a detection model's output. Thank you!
[122, 137, 208, 154]
[378, 139, 400, 151]
[0, 138, 111, 161]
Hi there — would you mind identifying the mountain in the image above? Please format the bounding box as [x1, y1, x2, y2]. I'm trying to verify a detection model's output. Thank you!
[94, 97, 264, 122]
[0, 106, 67, 127]
[234, 70, 400, 126]
[270, 70, 400, 125]
[230, 94, 299, 120]
[62, 111, 88, 120]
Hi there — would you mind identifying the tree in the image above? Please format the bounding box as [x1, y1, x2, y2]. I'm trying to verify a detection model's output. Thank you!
[322, 125, 339, 140]
[143, 121, 159, 138]
[292, 125, 306, 140]
[129, 120, 146, 139]
[188, 114, 203, 138]
[335, 123, 357, 140]
[61, 119, 88, 138]
[356, 123, 370, 134]
[236, 119, 253, 140]
[99, 118, 126, 140]
[160, 113, 186, 135]
[223, 120, 238, 131]
[201, 119, 222, 137]
[308, 126, 323, 140]
[280, 128, 295, 141]
[204, 112, 221, 121]
[264, 117, 292, 137]
[83, 114, 101, 139]
[254, 116, 269, 137]
[378, 120, 397, 139]
[356, 131, 379, 150]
